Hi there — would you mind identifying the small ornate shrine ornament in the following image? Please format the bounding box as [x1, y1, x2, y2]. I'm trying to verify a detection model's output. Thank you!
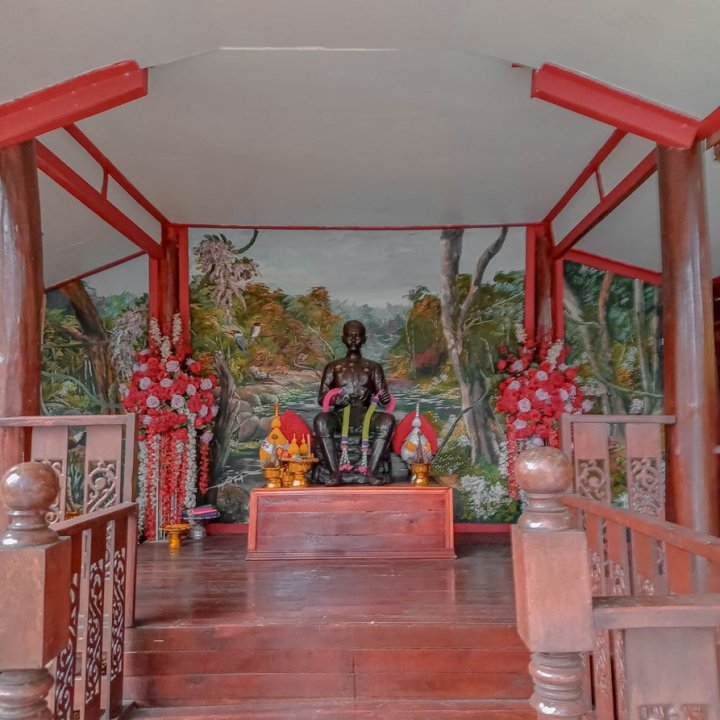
[494, 326, 590, 498]
[120, 315, 218, 539]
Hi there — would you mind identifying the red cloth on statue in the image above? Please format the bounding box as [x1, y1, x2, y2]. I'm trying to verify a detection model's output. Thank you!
[391, 413, 439, 456]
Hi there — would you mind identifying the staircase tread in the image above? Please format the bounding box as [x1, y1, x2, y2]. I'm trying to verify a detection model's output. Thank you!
[127, 698, 535, 719]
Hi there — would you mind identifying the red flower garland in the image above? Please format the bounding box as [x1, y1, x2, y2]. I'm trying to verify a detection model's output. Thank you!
[120, 316, 218, 539]
[494, 338, 588, 498]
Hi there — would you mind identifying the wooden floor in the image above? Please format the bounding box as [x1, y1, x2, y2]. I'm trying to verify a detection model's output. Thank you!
[125, 535, 533, 719]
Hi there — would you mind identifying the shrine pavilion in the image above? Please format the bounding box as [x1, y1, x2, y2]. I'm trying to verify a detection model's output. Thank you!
[2, 3, 720, 719]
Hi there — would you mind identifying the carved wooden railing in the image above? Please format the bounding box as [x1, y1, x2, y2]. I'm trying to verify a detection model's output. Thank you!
[0, 415, 136, 523]
[560, 413, 675, 515]
[0, 462, 138, 720]
[512, 447, 720, 720]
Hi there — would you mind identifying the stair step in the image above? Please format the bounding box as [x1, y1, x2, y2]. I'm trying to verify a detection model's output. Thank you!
[127, 623, 525, 652]
[125, 669, 531, 705]
[126, 648, 529, 676]
[126, 698, 536, 719]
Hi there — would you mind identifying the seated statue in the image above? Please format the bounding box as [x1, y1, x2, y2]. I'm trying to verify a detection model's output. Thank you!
[313, 320, 396, 486]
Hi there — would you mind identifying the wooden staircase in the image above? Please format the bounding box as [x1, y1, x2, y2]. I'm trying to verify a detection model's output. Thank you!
[122, 536, 534, 719]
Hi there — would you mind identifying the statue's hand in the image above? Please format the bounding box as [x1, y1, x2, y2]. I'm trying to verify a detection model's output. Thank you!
[334, 393, 351, 408]
[378, 389, 391, 406]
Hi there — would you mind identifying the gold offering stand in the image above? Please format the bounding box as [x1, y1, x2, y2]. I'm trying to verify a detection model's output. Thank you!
[161, 522, 192, 550]
[410, 462, 431, 486]
[263, 454, 318, 488]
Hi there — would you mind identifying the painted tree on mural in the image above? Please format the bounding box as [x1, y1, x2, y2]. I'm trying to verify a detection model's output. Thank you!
[564, 262, 662, 414]
[439, 227, 510, 464]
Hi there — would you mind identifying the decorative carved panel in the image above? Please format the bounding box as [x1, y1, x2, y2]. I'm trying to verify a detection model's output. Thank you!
[85, 461, 119, 514]
[577, 459, 612, 503]
[84, 558, 104, 705]
[628, 457, 664, 517]
[639, 705, 708, 720]
[110, 547, 126, 682]
[54, 569, 79, 720]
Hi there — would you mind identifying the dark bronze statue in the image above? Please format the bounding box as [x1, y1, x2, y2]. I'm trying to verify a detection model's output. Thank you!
[313, 320, 396, 486]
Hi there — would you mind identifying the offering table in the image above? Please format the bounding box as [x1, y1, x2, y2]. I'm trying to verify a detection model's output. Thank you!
[246, 485, 455, 561]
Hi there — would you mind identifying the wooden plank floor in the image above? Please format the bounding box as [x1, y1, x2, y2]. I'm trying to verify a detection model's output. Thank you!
[125, 535, 533, 719]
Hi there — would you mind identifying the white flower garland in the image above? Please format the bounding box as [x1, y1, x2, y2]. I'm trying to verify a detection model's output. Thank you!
[137, 439, 148, 533]
[185, 413, 198, 509]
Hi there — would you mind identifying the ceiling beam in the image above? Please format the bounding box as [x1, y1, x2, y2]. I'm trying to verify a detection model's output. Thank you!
[553, 150, 657, 259]
[36, 141, 162, 258]
[65, 124, 168, 225]
[532, 64, 698, 149]
[565, 248, 661, 286]
[544, 129, 626, 224]
[0, 61, 147, 149]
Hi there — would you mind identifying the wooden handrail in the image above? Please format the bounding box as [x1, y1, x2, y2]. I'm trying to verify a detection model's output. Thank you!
[0, 415, 133, 426]
[54, 500, 136, 536]
[564, 493, 720, 563]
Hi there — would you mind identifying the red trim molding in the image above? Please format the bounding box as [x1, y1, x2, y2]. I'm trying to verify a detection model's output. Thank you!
[0, 61, 147, 149]
[553, 150, 657, 259]
[186, 222, 529, 231]
[532, 64, 698, 148]
[566, 249, 661, 285]
[36, 141, 162, 258]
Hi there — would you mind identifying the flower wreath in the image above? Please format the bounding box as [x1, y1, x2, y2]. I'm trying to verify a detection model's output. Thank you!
[494, 327, 590, 498]
[120, 315, 218, 539]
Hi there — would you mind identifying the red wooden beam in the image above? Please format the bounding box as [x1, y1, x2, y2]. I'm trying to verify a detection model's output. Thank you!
[697, 106, 720, 143]
[532, 64, 699, 149]
[565, 249, 661, 286]
[545, 129, 626, 223]
[36, 141, 162, 258]
[553, 150, 657, 259]
[45, 250, 146, 292]
[0, 61, 147, 149]
[65, 124, 168, 225]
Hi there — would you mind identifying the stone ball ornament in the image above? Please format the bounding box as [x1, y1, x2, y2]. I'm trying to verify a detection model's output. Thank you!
[515, 446, 573, 496]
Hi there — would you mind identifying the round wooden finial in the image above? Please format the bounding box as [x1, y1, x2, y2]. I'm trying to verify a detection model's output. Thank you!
[1, 462, 60, 547]
[516, 446, 573, 495]
[516, 447, 574, 532]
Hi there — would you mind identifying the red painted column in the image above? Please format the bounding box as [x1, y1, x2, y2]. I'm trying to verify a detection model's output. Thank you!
[525, 224, 562, 343]
[176, 225, 191, 349]
[156, 224, 180, 335]
[658, 143, 719, 534]
[535, 224, 555, 341]
[0, 141, 43, 508]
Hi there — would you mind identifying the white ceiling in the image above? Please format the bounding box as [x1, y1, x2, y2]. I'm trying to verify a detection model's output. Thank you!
[3, 1, 720, 281]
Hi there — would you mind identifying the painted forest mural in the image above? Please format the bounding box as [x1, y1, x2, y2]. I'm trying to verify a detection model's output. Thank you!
[40, 231, 663, 523]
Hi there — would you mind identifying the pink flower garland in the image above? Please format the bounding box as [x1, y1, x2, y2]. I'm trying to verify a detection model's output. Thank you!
[495, 339, 588, 498]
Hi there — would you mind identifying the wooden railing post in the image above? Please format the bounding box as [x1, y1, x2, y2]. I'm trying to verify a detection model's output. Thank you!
[0, 462, 70, 719]
[512, 447, 594, 719]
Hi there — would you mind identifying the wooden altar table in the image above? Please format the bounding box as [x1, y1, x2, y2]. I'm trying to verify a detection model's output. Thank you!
[246, 485, 455, 560]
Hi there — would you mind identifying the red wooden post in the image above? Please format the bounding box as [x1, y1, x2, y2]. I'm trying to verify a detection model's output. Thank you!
[157, 224, 180, 334]
[0, 462, 71, 719]
[0, 141, 43, 534]
[535, 225, 554, 341]
[526, 223, 562, 344]
[512, 447, 594, 719]
[658, 143, 719, 536]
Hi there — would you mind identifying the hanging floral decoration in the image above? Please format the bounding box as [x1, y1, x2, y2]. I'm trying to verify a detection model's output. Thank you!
[119, 315, 218, 539]
[494, 325, 590, 498]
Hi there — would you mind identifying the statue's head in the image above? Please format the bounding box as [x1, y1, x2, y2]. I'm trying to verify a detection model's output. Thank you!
[342, 320, 366, 352]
